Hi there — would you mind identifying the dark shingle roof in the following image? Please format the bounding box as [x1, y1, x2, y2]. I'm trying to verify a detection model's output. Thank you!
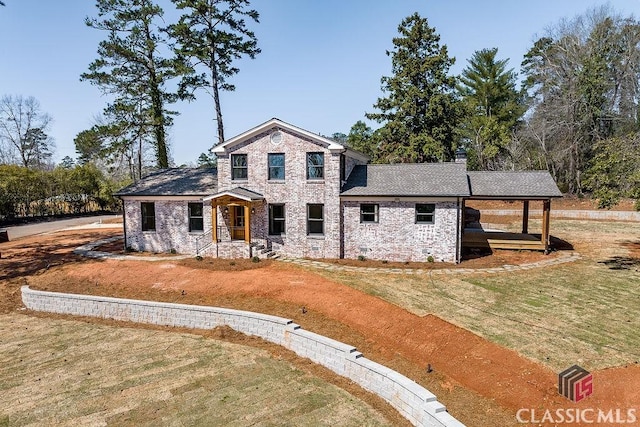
[114, 168, 217, 197]
[467, 171, 562, 198]
[341, 163, 470, 197]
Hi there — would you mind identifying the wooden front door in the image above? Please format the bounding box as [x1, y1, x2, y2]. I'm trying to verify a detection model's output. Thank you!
[231, 206, 245, 240]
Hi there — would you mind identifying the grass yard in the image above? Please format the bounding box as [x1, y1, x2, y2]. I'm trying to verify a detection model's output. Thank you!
[312, 218, 640, 371]
[0, 313, 390, 427]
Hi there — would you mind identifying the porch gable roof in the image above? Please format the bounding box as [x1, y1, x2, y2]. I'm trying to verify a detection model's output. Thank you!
[202, 187, 264, 202]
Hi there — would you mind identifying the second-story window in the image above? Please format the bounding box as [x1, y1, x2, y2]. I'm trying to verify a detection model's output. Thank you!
[307, 152, 324, 179]
[268, 153, 285, 180]
[231, 154, 247, 180]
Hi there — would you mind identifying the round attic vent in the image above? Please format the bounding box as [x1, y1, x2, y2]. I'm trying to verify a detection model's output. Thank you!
[270, 131, 283, 145]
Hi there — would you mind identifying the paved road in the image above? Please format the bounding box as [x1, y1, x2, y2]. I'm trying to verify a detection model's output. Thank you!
[1, 215, 122, 241]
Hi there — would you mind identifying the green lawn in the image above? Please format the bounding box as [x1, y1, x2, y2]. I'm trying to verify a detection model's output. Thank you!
[313, 219, 640, 371]
[0, 314, 390, 427]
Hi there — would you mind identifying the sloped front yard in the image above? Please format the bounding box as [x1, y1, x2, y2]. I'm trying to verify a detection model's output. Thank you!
[2, 216, 639, 426]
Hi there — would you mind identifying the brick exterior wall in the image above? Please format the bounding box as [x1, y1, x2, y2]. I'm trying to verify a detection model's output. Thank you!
[123, 198, 212, 254]
[342, 200, 460, 263]
[22, 286, 464, 427]
[214, 128, 366, 259]
[119, 122, 465, 263]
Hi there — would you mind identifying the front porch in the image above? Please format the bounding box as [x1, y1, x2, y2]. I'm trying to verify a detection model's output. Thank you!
[200, 187, 275, 259]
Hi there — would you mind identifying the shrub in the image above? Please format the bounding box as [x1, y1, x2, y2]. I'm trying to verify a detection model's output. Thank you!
[357, 255, 366, 261]
[251, 256, 260, 263]
[229, 261, 236, 266]
[170, 248, 177, 254]
[427, 256, 435, 263]
[195, 255, 203, 261]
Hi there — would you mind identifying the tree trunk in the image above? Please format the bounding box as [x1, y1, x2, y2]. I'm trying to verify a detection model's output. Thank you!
[210, 52, 225, 144]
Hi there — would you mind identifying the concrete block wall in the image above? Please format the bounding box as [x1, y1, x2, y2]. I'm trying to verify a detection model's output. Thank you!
[21, 286, 464, 427]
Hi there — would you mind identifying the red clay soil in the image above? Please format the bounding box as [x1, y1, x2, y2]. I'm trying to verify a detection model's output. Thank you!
[2, 229, 639, 426]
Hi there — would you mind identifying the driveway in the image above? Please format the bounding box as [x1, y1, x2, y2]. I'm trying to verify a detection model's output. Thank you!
[1, 215, 121, 241]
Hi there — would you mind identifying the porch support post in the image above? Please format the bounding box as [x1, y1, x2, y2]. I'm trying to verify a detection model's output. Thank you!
[522, 200, 529, 234]
[541, 199, 551, 252]
[211, 202, 217, 243]
[244, 204, 251, 244]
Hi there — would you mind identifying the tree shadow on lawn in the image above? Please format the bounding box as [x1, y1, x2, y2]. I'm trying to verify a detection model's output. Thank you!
[598, 240, 640, 270]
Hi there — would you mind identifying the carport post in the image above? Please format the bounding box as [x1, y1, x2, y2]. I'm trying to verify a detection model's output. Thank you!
[522, 200, 529, 234]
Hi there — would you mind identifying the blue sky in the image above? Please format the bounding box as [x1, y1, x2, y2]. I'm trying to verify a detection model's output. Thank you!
[1, 0, 638, 166]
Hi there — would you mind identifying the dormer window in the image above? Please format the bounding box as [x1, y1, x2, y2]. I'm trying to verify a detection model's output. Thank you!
[231, 154, 247, 180]
[307, 152, 324, 179]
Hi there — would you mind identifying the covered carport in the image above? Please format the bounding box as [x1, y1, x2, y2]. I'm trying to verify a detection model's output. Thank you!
[461, 171, 563, 254]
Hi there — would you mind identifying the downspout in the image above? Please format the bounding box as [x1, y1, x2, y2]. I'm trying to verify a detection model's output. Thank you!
[455, 197, 461, 263]
[121, 198, 127, 252]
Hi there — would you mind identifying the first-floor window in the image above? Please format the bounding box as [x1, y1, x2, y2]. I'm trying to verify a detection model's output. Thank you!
[141, 202, 156, 231]
[269, 204, 285, 235]
[415, 203, 435, 224]
[360, 204, 379, 223]
[188, 202, 204, 232]
[307, 204, 324, 235]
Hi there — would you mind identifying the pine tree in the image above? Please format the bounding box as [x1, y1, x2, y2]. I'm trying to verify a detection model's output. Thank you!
[458, 48, 524, 170]
[82, 0, 185, 169]
[366, 13, 461, 163]
[168, 0, 260, 145]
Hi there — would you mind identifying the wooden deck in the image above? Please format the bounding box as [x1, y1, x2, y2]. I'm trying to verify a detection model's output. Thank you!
[462, 229, 547, 251]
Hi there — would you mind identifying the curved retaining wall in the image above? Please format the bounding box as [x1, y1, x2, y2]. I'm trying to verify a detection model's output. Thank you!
[21, 286, 464, 427]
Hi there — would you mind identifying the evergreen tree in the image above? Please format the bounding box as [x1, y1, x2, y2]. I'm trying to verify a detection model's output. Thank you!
[458, 48, 525, 170]
[346, 120, 376, 159]
[366, 13, 461, 163]
[168, 0, 260, 145]
[82, 0, 186, 169]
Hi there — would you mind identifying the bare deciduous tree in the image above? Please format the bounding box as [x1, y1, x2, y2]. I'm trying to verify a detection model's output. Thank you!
[0, 95, 55, 168]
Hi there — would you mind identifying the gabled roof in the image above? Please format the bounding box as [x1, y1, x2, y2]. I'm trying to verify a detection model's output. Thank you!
[467, 171, 562, 198]
[202, 187, 264, 202]
[211, 117, 370, 162]
[341, 163, 470, 197]
[114, 168, 217, 197]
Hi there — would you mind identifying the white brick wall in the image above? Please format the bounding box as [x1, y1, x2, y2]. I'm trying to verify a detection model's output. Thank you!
[343, 200, 460, 263]
[215, 128, 366, 259]
[22, 286, 464, 427]
[124, 199, 212, 254]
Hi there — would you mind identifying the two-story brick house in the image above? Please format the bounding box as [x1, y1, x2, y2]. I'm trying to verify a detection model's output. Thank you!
[116, 118, 562, 262]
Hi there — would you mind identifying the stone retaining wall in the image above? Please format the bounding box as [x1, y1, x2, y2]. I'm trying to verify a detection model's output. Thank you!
[21, 286, 464, 427]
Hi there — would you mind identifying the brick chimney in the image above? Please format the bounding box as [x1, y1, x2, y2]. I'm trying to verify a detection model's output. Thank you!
[454, 147, 467, 166]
